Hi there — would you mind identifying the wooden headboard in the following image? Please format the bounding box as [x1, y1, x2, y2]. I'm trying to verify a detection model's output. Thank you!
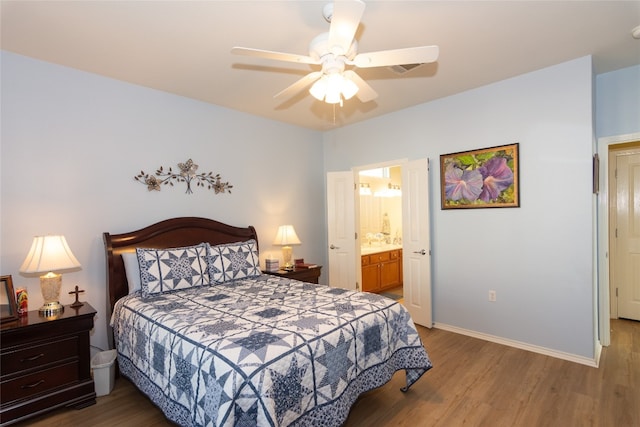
[103, 217, 258, 313]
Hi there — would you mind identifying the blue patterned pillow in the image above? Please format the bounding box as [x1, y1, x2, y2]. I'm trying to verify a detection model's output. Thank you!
[211, 239, 261, 282]
[205, 243, 225, 284]
[137, 243, 210, 298]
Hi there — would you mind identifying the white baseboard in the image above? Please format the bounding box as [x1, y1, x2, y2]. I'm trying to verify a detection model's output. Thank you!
[433, 322, 599, 368]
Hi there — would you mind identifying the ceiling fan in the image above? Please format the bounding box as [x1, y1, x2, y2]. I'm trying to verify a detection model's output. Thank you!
[231, 0, 439, 105]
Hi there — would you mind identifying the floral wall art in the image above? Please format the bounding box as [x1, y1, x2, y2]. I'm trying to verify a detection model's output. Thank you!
[440, 143, 519, 209]
[134, 159, 233, 195]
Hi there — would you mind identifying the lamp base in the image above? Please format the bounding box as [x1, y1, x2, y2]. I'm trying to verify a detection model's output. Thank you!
[282, 246, 293, 270]
[39, 301, 64, 316]
[39, 272, 64, 317]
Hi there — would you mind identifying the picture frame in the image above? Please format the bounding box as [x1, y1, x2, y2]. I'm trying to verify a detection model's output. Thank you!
[593, 153, 600, 194]
[440, 143, 520, 209]
[1, 275, 19, 324]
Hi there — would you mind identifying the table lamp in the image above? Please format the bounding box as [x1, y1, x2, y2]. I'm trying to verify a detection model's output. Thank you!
[273, 225, 301, 270]
[20, 235, 81, 316]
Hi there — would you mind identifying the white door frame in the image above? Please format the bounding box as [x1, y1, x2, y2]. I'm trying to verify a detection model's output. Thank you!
[597, 131, 640, 347]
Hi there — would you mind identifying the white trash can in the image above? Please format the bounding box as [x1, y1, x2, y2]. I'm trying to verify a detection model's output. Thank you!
[91, 349, 117, 397]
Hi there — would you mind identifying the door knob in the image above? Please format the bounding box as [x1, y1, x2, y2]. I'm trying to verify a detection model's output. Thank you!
[330, 244, 340, 250]
[413, 249, 427, 255]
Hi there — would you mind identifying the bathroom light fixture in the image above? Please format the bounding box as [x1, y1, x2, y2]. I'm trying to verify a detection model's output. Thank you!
[632, 25, 640, 39]
[359, 183, 372, 195]
[273, 225, 301, 270]
[374, 183, 402, 197]
[20, 235, 81, 316]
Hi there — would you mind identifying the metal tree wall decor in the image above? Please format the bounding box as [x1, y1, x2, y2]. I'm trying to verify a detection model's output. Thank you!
[135, 159, 233, 194]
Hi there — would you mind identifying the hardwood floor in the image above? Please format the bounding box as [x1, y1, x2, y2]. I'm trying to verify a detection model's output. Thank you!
[15, 319, 638, 427]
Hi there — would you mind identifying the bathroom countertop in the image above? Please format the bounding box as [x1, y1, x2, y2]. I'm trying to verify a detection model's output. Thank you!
[360, 244, 403, 255]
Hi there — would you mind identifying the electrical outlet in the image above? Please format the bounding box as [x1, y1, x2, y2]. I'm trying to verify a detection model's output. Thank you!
[489, 290, 497, 302]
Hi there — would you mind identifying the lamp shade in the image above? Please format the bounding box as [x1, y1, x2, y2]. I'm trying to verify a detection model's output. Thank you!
[273, 225, 301, 246]
[20, 235, 81, 274]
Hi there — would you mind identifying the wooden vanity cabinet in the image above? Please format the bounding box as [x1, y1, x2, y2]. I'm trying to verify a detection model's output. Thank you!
[362, 255, 381, 292]
[361, 249, 402, 293]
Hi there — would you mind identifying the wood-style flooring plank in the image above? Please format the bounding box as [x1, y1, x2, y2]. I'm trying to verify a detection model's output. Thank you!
[14, 319, 639, 427]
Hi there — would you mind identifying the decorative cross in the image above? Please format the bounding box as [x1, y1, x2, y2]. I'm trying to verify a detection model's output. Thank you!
[69, 285, 85, 308]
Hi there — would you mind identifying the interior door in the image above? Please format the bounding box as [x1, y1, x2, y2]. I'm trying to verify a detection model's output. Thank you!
[401, 159, 432, 327]
[615, 151, 640, 321]
[326, 171, 357, 290]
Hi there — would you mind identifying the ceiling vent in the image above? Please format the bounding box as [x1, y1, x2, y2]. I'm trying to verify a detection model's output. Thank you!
[388, 63, 424, 74]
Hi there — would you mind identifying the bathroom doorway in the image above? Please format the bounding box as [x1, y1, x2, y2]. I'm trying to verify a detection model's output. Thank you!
[327, 158, 432, 326]
[358, 165, 404, 300]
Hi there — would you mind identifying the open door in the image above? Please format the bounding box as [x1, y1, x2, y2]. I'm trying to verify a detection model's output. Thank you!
[326, 171, 357, 290]
[614, 150, 640, 321]
[401, 159, 432, 327]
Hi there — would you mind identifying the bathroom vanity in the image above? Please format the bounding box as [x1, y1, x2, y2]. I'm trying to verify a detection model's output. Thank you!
[361, 246, 402, 293]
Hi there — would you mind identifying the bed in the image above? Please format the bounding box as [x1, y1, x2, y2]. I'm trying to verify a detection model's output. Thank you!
[104, 217, 432, 426]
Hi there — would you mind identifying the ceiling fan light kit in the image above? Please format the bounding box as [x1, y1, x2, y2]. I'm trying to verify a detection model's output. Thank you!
[231, 0, 439, 106]
[309, 73, 359, 104]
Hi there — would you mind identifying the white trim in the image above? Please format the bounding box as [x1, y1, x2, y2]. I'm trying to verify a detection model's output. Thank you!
[352, 158, 409, 173]
[594, 341, 603, 368]
[434, 322, 599, 368]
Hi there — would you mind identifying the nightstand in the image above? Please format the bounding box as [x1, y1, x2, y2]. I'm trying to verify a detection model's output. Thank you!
[0, 303, 96, 426]
[264, 266, 322, 284]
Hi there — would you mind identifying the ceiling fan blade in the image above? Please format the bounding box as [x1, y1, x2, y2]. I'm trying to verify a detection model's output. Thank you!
[344, 70, 377, 102]
[327, 0, 365, 56]
[274, 71, 323, 100]
[351, 45, 439, 68]
[231, 47, 320, 65]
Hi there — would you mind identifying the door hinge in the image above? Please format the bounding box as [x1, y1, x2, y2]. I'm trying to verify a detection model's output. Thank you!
[615, 228, 618, 238]
[355, 232, 358, 240]
[616, 287, 618, 297]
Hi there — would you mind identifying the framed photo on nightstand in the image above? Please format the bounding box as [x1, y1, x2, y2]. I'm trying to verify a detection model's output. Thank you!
[1, 275, 19, 323]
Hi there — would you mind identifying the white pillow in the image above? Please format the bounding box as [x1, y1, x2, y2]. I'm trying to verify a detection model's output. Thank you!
[121, 252, 141, 294]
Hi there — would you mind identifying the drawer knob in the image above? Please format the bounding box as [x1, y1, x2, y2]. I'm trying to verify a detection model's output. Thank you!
[21, 379, 45, 389]
[21, 353, 45, 363]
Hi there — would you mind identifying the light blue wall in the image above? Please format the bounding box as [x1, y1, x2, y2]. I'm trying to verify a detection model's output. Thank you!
[323, 57, 596, 359]
[0, 51, 324, 351]
[0, 51, 610, 362]
[595, 64, 640, 138]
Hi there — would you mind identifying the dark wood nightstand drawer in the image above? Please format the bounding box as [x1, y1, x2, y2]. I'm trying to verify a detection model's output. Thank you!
[1, 336, 78, 376]
[0, 304, 96, 425]
[1, 360, 79, 402]
[264, 266, 322, 284]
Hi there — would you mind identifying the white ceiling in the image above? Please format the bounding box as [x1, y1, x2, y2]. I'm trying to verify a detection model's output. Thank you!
[2, 1, 639, 131]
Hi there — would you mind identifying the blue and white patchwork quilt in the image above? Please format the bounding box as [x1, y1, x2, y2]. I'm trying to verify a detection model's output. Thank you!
[112, 274, 432, 426]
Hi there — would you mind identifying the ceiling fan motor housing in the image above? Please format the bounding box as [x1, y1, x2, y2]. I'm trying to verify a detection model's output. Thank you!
[309, 32, 358, 63]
